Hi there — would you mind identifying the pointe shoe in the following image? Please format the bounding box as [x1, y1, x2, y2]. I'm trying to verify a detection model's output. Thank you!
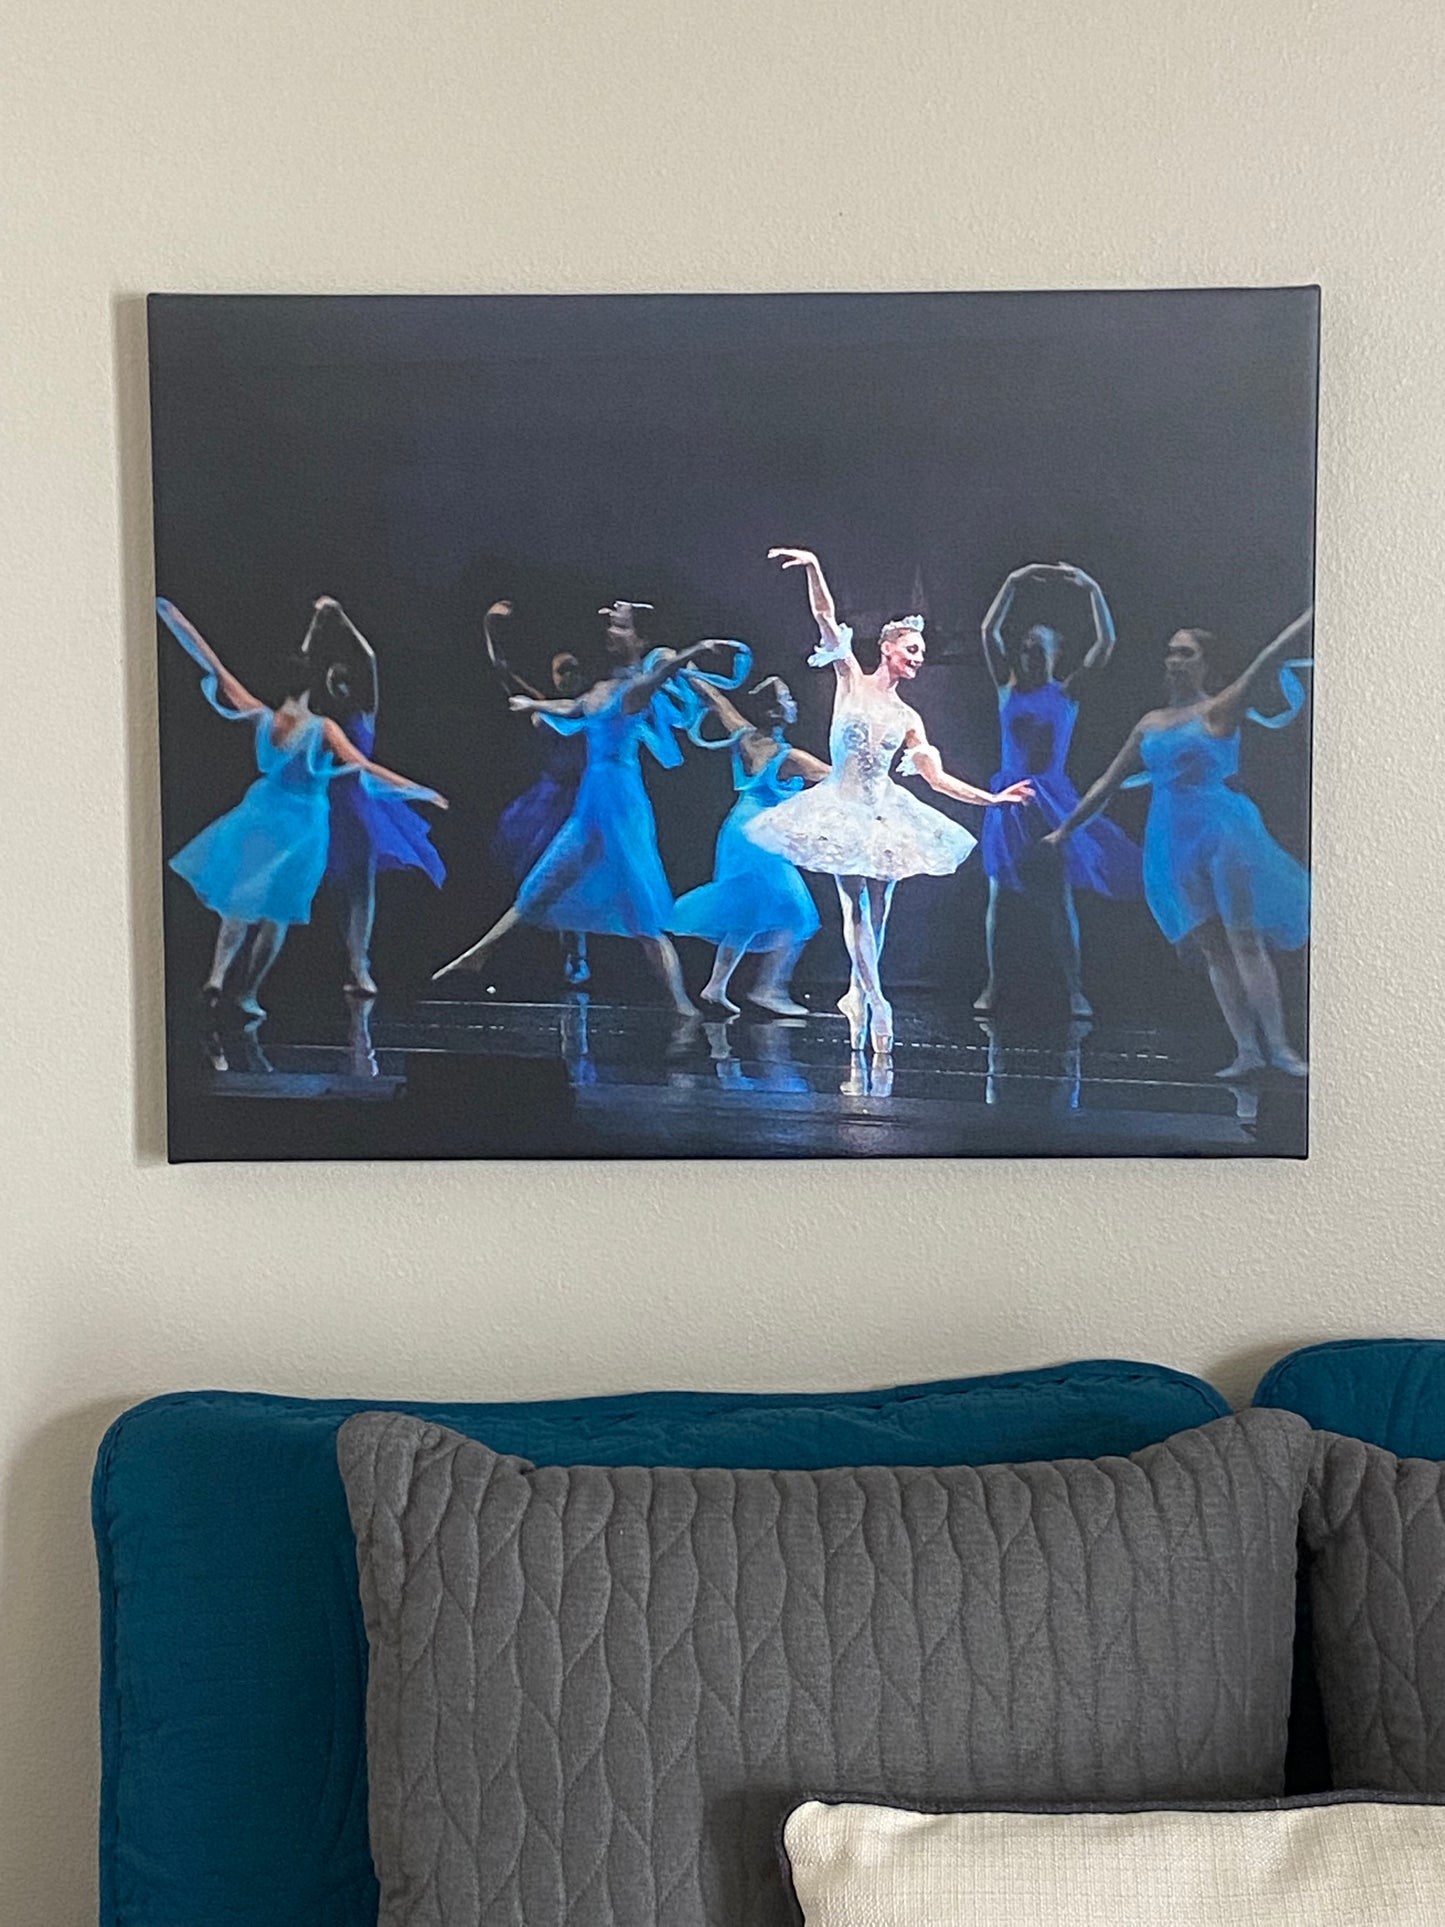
[869, 999, 894, 1059]
[700, 988, 741, 1016]
[235, 992, 267, 1021]
[973, 984, 998, 1014]
[838, 985, 868, 1052]
[1268, 1046, 1309, 1078]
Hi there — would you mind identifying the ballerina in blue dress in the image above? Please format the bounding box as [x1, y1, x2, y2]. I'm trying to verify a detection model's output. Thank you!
[432, 602, 746, 1016]
[159, 600, 448, 1017]
[1047, 608, 1313, 1077]
[976, 563, 1143, 1017]
[300, 598, 445, 997]
[747, 549, 1034, 1057]
[483, 600, 593, 986]
[669, 675, 829, 1015]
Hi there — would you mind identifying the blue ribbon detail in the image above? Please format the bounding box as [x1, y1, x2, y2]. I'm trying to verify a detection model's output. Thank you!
[1246, 657, 1313, 730]
[640, 642, 753, 765]
[157, 598, 250, 720]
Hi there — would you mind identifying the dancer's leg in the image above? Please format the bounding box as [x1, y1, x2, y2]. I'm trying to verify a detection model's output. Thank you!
[1194, 922, 1265, 1076]
[835, 877, 870, 1049]
[433, 840, 590, 980]
[1225, 925, 1307, 1075]
[342, 860, 378, 996]
[433, 905, 524, 979]
[701, 942, 745, 1014]
[975, 879, 1001, 1012]
[204, 917, 251, 997]
[639, 936, 696, 1017]
[749, 942, 808, 1017]
[1049, 876, 1091, 1018]
[561, 931, 589, 986]
[236, 921, 288, 1019]
[836, 877, 889, 1052]
[863, 878, 894, 1054]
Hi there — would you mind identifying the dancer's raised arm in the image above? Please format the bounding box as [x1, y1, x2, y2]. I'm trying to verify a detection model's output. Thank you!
[1044, 726, 1145, 845]
[685, 672, 830, 783]
[302, 596, 379, 715]
[483, 600, 546, 701]
[1206, 607, 1314, 735]
[980, 566, 1039, 687]
[1059, 566, 1118, 694]
[157, 599, 265, 715]
[768, 546, 856, 673]
[319, 720, 448, 807]
[900, 722, 1034, 808]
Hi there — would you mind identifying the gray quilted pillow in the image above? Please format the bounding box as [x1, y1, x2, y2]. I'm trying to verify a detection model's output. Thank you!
[1303, 1431, 1445, 1791]
[338, 1408, 1313, 1927]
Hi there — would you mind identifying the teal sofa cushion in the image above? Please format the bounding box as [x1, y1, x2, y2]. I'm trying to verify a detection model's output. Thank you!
[1255, 1339, 1445, 1455]
[92, 1363, 1227, 1927]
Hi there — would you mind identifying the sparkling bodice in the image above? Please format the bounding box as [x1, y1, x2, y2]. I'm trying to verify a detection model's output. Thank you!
[827, 687, 910, 804]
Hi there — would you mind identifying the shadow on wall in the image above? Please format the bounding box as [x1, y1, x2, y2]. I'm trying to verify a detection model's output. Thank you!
[0, 1398, 136, 1926]
[113, 291, 167, 1166]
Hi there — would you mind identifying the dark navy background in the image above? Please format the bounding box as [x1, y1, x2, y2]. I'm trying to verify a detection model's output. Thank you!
[149, 289, 1317, 1018]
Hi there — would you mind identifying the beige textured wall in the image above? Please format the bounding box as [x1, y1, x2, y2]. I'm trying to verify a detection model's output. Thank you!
[3, 0, 1443, 1916]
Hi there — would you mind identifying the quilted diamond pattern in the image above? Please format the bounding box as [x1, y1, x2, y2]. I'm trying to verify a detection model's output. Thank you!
[1302, 1430, 1445, 1791]
[339, 1409, 1313, 1927]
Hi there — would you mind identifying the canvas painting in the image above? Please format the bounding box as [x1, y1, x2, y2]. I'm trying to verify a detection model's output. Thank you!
[149, 289, 1316, 1160]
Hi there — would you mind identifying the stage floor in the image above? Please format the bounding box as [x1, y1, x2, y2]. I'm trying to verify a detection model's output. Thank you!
[169, 989, 1308, 1160]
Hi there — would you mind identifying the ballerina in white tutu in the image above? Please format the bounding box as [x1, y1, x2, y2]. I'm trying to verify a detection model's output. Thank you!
[748, 548, 1034, 1056]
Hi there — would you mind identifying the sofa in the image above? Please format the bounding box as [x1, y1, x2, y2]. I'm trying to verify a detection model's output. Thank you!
[91, 1339, 1445, 1926]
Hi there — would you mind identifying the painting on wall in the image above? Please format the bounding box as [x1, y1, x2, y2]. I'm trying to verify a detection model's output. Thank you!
[149, 288, 1317, 1160]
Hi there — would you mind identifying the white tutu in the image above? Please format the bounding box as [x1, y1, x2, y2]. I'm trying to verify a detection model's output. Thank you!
[746, 777, 976, 880]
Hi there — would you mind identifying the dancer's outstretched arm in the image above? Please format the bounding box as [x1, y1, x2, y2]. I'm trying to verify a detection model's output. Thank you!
[319, 720, 448, 807]
[1206, 607, 1313, 734]
[1045, 727, 1145, 843]
[483, 600, 546, 701]
[901, 723, 1033, 808]
[510, 693, 586, 721]
[157, 599, 265, 715]
[620, 640, 727, 715]
[1060, 566, 1118, 694]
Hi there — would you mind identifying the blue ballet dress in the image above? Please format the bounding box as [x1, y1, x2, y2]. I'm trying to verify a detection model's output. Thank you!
[493, 726, 587, 884]
[170, 709, 338, 927]
[515, 677, 678, 938]
[324, 712, 445, 887]
[982, 681, 1142, 897]
[1140, 715, 1310, 950]
[670, 744, 822, 953]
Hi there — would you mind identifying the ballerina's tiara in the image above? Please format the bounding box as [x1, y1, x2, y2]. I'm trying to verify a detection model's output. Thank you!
[880, 614, 925, 637]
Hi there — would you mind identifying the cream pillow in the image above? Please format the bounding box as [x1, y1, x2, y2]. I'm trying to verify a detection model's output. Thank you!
[783, 1798, 1445, 1926]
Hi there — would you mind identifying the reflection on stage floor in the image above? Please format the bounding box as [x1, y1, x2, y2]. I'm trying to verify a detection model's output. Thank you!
[171, 988, 1307, 1160]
